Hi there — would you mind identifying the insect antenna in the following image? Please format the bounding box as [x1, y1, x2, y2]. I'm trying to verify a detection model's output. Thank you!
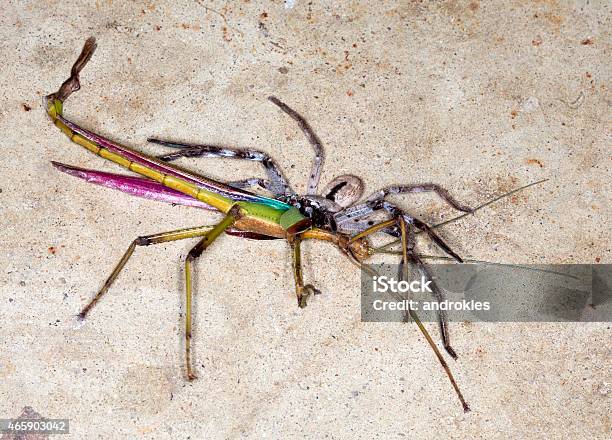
[432, 178, 549, 230]
[372, 252, 579, 279]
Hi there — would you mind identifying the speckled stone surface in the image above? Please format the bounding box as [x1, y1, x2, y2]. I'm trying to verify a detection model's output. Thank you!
[0, 1, 609, 438]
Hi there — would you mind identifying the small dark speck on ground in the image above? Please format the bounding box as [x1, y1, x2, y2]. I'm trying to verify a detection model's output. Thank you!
[22, 103, 32, 111]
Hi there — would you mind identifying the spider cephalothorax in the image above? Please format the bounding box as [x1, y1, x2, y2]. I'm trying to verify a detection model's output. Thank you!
[288, 195, 338, 230]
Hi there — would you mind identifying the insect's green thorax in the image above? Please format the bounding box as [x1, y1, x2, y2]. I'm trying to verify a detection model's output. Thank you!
[236, 202, 310, 234]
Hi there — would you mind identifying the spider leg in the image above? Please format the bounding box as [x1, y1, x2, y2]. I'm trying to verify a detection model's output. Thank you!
[372, 201, 463, 263]
[407, 245, 459, 360]
[334, 203, 378, 224]
[365, 183, 472, 213]
[268, 96, 324, 195]
[147, 139, 293, 196]
[390, 204, 461, 356]
[347, 214, 470, 411]
[336, 182, 472, 234]
[397, 217, 469, 411]
[334, 202, 396, 235]
[409, 217, 463, 263]
[227, 178, 271, 191]
[348, 202, 462, 359]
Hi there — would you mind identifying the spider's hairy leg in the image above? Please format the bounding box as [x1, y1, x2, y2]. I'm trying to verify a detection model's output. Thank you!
[408, 251, 458, 359]
[382, 203, 462, 356]
[397, 216, 470, 412]
[375, 179, 550, 252]
[375, 201, 464, 263]
[365, 183, 472, 213]
[409, 216, 463, 264]
[226, 178, 271, 191]
[348, 204, 461, 359]
[148, 139, 293, 196]
[336, 196, 464, 264]
[344, 215, 470, 412]
[268, 96, 324, 195]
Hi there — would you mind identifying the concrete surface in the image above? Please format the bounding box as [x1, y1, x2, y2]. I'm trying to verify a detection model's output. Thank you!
[0, 1, 610, 438]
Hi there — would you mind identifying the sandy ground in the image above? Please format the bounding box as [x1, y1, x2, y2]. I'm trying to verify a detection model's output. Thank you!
[0, 1, 610, 438]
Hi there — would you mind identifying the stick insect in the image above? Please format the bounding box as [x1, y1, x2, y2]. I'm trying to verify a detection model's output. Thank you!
[45, 38, 545, 412]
